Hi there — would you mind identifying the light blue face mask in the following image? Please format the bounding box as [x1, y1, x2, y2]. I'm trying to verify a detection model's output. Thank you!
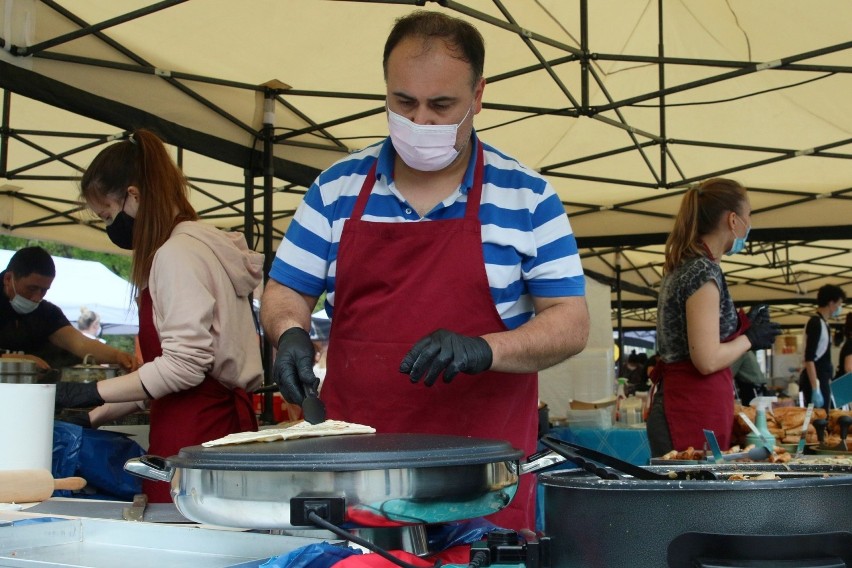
[9, 279, 40, 315]
[832, 305, 843, 318]
[725, 214, 750, 256]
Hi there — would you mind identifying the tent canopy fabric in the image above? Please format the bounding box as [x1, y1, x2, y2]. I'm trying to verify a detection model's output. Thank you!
[0, 249, 138, 335]
[0, 0, 850, 330]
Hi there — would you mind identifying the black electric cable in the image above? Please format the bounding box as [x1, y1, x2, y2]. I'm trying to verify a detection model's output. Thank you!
[467, 549, 490, 568]
[306, 512, 442, 568]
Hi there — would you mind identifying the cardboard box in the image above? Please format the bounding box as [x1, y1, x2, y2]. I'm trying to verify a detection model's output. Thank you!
[570, 396, 616, 410]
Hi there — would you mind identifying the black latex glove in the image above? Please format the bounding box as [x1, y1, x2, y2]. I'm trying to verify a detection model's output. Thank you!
[747, 304, 770, 326]
[55, 381, 105, 409]
[63, 411, 93, 429]
[273, 327, 319, 405]
[399, 328, 492, 387]
[744, 318, 782, 351]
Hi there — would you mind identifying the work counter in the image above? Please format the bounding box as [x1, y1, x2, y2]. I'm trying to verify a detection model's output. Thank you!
[0, 502, 329, 567]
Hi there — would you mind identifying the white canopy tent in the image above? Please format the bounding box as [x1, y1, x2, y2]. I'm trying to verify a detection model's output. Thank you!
[0, 0, 850, 331]
[0, 248, 138, 334]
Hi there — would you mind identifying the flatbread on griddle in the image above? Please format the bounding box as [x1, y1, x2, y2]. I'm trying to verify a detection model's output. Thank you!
[202, 419, 376, 447]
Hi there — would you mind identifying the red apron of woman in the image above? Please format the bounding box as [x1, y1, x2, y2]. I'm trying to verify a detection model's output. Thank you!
[137, 288, 257, 503]
[660, 310, 750, 451]
[323, 143, 538, 531]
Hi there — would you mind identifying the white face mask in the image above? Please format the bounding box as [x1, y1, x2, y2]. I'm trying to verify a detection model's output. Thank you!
[10, 279, 40, 315]
[387, 106, 472, 171]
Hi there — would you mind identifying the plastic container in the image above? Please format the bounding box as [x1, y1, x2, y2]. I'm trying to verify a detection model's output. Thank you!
[565, 408, 613, 429]
[0, 383, 55, 471]
[746, 396, 777, 447]
[619, 396, 644, 426]
[614, 377, 627, 422]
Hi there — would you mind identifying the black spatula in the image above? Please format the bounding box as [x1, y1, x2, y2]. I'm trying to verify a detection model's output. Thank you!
[302, 383, 327, 425]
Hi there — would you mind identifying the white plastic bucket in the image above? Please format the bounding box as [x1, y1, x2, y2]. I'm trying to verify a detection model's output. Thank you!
[0, 383, 55, 471]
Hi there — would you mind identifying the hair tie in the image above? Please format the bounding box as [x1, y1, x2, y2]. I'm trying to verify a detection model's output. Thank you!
[128, 132, 137, 145]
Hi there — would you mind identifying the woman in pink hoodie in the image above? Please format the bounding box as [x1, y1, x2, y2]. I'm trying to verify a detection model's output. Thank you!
[56, 128, 264, 502]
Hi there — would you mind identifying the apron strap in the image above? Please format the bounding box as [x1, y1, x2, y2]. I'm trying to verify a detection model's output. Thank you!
[350, 141, 484, 222]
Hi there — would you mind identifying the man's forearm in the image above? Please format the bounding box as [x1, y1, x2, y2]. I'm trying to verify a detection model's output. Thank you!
[87, 340, 127, 365]
[486, 296, 589, 373]
[260, 280, 317, 344]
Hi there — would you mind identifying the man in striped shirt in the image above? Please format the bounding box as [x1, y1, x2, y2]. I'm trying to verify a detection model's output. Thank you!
[261, 10, 589, 531]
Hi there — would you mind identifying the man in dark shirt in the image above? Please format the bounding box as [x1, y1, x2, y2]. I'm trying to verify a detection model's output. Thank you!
[1, 246, 135, 371]
[799, 284, 846, 412]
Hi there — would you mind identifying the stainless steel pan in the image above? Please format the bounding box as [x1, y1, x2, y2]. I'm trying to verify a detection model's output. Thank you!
[0, 358, 59, 384]
[126, 433, 529, 529]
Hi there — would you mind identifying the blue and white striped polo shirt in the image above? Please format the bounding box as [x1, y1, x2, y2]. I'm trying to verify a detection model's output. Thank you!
[269, 133, 585, 330]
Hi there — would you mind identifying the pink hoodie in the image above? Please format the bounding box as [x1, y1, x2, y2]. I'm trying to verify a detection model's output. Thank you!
[138, 221, 264, 398]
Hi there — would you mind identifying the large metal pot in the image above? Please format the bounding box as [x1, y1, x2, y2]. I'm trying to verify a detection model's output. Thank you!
[61, 354, 122, 383]
[126, 433, 525, 529]
[541, 463, 852, 568]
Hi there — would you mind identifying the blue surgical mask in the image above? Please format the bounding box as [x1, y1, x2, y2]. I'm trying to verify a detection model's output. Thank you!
[832, 305, 843, 318]
[725, 214, 750, 256]
[9, 279, 40, 315]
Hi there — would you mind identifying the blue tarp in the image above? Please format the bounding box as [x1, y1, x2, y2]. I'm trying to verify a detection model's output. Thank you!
[52, 421, 145, 500]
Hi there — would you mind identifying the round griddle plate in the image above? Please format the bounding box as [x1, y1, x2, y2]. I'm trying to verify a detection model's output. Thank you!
[169, 433, 523, 471]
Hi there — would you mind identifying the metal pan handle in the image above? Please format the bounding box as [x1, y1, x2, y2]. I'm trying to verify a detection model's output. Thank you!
[124, 455, 174, 483]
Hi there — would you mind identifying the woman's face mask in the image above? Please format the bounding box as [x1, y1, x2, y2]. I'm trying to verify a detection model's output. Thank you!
[725, 213, 751, 256]
[105, 194, 136, 250]
[387, 105, 472, 171]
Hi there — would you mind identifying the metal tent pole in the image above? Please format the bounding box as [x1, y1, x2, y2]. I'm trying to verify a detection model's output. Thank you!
[615, 250, 624, 378]
[259, 90, 276, 425]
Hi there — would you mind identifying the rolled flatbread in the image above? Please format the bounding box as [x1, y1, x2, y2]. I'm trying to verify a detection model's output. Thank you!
[202, 419, 376, 447]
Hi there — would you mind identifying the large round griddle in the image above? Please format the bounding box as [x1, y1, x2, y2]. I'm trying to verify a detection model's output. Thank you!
[168, 433, 524, 471]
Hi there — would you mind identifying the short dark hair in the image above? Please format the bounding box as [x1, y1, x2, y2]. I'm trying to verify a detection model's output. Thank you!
[816, 284, 846, 307]
[6, 246, 55, 279]
[383, 10, 485, 87]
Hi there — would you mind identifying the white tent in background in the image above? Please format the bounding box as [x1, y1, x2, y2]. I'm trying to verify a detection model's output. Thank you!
[1, 1, 851, 330]
[0, 249, 138, 335]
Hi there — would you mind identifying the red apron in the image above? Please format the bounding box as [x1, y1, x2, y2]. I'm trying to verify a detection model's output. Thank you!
[138, 288, 257, 503]
[660, 309, 750, 451]
[323, 144, 538, 531]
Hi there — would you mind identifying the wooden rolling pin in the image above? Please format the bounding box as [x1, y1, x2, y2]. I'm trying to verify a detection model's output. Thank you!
[0, 469, 87, 503]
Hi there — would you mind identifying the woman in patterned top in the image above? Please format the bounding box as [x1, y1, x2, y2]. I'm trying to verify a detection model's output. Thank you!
[646, 178, 781, 455]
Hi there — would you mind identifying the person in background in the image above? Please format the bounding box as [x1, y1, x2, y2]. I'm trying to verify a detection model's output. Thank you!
[647, 178, 781, 456]
[835, 312, 852, 379]
[798, 284, 846, 412]
[77, 306, 105, 343]
[260, 10, 589, 532]
[0, 247, 134, 371]
[621, 350, 645, 395]
[55, 128, 264, 503]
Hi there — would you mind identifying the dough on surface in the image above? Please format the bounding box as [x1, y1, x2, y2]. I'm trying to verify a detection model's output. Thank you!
[202, 419, 376, 447]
